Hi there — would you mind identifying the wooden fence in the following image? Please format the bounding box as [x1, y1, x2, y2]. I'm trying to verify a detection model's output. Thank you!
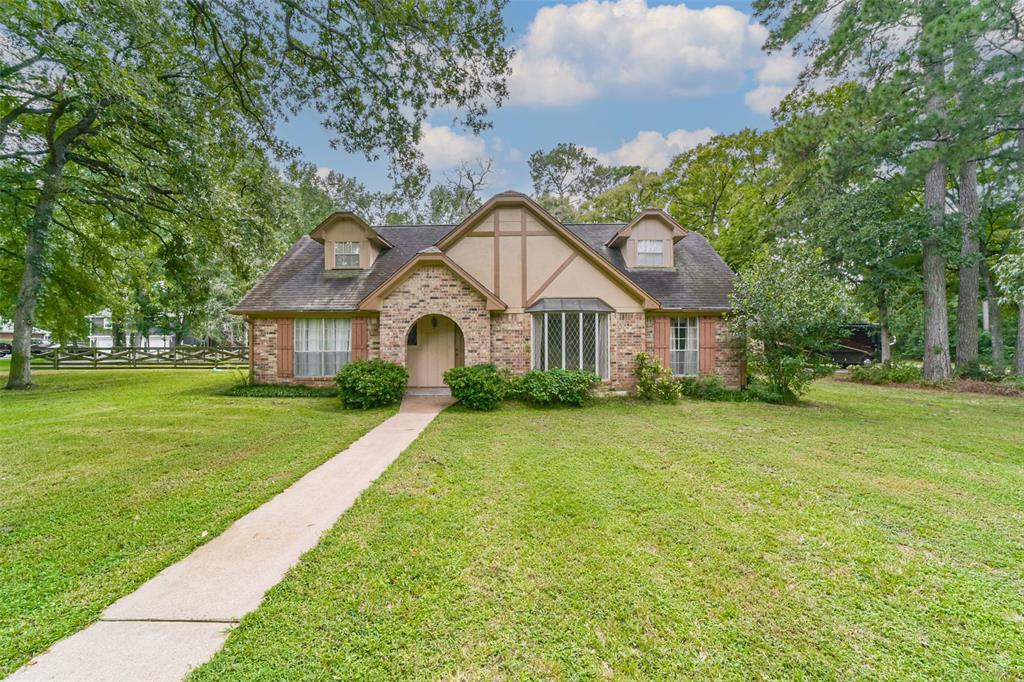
[29, 346, 249, 369]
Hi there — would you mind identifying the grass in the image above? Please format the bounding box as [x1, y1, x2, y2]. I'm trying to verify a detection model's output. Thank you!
[0, 369, 393, 676]
[193, 380, 1024, 680]
[222, 382, 339, 398]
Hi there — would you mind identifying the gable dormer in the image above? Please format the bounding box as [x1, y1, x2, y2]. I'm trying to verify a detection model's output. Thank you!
[605, 209, 687, 268]
[308, 211, 393, 271]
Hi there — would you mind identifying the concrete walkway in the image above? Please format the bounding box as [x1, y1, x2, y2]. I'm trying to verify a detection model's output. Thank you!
[8, 395, 454, 682]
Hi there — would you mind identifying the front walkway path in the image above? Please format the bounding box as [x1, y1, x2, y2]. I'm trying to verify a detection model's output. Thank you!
[8, 395, 454, 682]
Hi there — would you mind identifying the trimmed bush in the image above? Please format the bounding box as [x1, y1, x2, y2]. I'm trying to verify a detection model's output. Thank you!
[336, 359, 408, 409]
[444, 364, 511, 411]
[848, 363, 921, 385]
[518, 369, 599, 407]
[223, 384, 338, 398]
[678, 374, 732, 401]
[634, 353, 681, 404]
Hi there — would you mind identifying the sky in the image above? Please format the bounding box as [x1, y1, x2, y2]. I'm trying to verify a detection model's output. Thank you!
[276, 0, 800, 194]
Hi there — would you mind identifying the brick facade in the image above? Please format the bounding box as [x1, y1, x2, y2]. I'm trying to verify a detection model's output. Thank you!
[248, 270, 742, 392]
[610, 312, 647, 390]
[379, 264, 491, 367]
[490, 313, 532, 375]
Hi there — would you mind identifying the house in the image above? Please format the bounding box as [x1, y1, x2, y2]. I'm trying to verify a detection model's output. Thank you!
[233, 191, 743, 391]
[0, 319, 50, 344]
[84, 311, 176, 349]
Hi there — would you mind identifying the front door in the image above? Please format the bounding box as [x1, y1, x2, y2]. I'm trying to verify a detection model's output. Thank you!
[407, 316, 460, 387]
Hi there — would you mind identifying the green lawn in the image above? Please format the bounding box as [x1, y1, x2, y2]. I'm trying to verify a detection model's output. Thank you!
[193, 381, 1024, 680]
[0, 369, 392, 676]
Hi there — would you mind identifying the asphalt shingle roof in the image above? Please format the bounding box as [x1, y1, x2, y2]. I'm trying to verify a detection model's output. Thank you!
[232, 222, 733, 313]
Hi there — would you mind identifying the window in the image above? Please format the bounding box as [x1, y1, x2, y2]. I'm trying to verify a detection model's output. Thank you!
[531, 312, 609, 379]
[671, 317, 699, 376]
[294, 319, 352, 377]
[406, 323, 418, 347]
[334, 241, 360, 268]
[636, 239, 664, 267]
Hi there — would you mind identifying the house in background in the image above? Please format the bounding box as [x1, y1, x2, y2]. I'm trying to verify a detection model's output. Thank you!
[233, 191, 743, 391]
[85, 311, 176, 349]
[0, 319, 51, 344]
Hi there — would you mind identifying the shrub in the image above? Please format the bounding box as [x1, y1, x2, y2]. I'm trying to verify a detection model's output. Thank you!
[443, 364, 512, 411]
[335, 359, 408, 409]
[224, 384, 338, 398]
[742, 377, 790, 404]
[518, 369, 599, 407]
[634, 353, 681, 404]
[954, 361, 1003, 382]
[848, 363, 921, 385]
[678, 374, 732, 401]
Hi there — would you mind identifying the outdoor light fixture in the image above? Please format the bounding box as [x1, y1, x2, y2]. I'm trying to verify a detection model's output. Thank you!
[431, 316, 438, 329]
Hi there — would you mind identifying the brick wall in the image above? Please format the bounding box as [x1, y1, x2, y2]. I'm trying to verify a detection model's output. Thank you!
[643, 314, 744, 389]
[491, 313, 532, 375]
[610, 312, 647, 390]
[379, 264, 491, 367]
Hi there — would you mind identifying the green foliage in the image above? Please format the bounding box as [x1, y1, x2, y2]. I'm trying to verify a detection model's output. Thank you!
[848, 363, 922, 385]
[663, 129, 785, 271]
[517, 369, 599, 407]
[336, 360, 409, 409]
[443, 364, 512, 411]
[223, 384, 339, 398]
[729, 246, 852, 401]
[528, 143, 637, 220]
[678, 374, 732, 401]
[633, 353, 681, 404]
[741, 377, 791, 404]
[579, 170, 667, 223]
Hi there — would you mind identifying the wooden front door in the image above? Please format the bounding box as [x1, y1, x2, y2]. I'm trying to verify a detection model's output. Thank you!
[407, 316, 461, 387]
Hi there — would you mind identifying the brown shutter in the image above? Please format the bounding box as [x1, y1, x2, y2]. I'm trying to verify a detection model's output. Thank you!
[351, 318, 368, 361]
[277, 319, 294, 378]
[653, 316, 671, 370]
[699, 317, 718, 374]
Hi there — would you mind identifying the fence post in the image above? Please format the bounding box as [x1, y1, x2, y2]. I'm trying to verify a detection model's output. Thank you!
[53, 349, 59, 369]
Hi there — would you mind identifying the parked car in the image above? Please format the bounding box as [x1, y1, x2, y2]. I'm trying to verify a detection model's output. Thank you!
[30, 340, 59, 356]
[0, 342, 11, 358]
[831, 324, 881, 367]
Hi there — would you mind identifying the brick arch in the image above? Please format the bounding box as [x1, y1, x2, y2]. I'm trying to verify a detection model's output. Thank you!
[379, 264, 491, 368]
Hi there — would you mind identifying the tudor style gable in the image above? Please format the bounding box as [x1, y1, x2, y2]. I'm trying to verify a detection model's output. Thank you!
[437, 192, 659, 313]
[308, 212, 394, 271]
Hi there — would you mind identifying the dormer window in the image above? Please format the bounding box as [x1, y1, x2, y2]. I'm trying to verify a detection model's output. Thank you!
[334, 241, 360, 268]
[636, 239, 664, 267]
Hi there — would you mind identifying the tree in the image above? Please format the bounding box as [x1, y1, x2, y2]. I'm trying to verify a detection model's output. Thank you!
[578, 170, 666, 223]
[528, 143, 636, 220]
[728, 246, 852, 401]
[955, 161, 982, 368]
[1, 0, 510, 388]
[752, 0, 1023, 380]
[662, 129, 784, 271]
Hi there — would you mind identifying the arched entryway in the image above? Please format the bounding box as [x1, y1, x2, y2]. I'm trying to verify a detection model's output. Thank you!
[405, 314, 465, 387]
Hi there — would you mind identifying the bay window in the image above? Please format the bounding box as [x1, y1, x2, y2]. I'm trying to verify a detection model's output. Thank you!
[294, 318, 352, 377]
[671, 317, 699, 376]
[531, 311, 609, 379]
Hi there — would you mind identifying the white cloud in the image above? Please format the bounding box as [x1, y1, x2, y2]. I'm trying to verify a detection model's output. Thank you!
[508, 0, 768, 106]
[315, 166, 333, 180]
[418, 122, 486, 170]
[743, 84, 791, 115]
[594, 128, 716, 171]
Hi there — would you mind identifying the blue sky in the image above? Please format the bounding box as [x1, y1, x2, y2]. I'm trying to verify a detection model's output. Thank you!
[277, 0, 797, 193]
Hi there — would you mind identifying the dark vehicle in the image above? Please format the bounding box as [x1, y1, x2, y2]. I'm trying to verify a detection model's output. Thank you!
[832, 324, 881, 367]
[0, 342, 11, 358]
[30, 339, 58, 355]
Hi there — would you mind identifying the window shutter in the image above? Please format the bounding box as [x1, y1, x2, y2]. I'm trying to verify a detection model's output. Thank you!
[277, 319, 294, 378]
[699, 317, 718, 374]
[351, 318, 368, 360]
[653, 316, 671, 370]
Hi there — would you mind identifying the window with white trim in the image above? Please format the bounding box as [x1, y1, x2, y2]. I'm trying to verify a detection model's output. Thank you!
[671, 317, 699, 376]
[636, 239, 664, 267]
[531, 312, 609, 379]
[294, 319, 352, 377]
[333, 241, 360, 268]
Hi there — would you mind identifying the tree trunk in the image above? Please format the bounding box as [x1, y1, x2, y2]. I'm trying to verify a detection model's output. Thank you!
[923, 158, 952, 381]
[980, 260, 1004, 370]
[955, 160, 980, 369]
[6, 158, 63, 389]
[878, 290, 892, 365]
